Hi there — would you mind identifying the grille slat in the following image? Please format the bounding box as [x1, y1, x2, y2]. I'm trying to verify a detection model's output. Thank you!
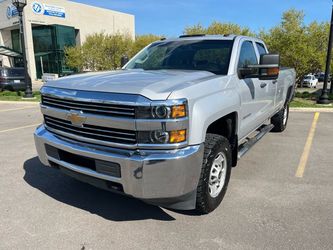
[44, 115, 137, 144]
[45, 116, 135, 137]
[42, 95, 136, 118]
[42, 96, 135, 111]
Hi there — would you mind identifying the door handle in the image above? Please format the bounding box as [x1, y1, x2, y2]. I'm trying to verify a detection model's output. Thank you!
[272, 80, 278, 84]
[260, 82, 267, 88]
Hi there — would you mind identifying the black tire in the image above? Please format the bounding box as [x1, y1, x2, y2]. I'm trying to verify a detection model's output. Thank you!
[195, 134, 232, 214]
[271, 104, 289, 132]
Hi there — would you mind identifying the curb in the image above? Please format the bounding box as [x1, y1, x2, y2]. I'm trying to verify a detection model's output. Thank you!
[290, 108, 333, 113]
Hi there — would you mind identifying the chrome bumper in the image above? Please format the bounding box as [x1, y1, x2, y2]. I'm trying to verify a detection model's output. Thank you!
[34, 125, 204, 206]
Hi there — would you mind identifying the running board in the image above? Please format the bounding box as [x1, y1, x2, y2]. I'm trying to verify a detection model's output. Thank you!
[238, 124, 274, 159]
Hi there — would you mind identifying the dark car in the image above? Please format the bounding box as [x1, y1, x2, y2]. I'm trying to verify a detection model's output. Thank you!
[318, 73, 331, 82]
[0, 67, 25, 91]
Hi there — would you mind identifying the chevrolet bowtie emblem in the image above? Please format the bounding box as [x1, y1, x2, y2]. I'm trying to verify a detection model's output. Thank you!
[66, 110, 86, 127]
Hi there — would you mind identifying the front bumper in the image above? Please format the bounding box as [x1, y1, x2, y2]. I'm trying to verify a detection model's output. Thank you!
[0, 81, 25, 91]
[34, 125, 204, 210]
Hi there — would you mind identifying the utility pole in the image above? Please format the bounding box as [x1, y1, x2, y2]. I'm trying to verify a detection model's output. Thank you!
[12, 0, 33, 98]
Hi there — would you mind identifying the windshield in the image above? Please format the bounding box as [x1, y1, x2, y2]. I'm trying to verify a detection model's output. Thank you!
[304, 76, 312, 80]
[125, 40, 234, 75]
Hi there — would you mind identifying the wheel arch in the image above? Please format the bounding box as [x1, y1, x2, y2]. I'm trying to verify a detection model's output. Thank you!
[205, 112, 239, 167]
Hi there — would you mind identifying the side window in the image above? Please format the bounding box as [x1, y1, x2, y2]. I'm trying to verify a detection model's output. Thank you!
[256, 42, 267, 56]
[238, 41, 258, 68]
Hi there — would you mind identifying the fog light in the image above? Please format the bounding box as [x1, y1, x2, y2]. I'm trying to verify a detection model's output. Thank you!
[150, 131, 170, 143]
[169, 130, 186, 143]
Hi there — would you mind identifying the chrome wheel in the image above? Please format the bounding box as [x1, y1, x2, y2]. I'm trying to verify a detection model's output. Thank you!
[283, 106, 288, 125]
[208, 152, 227, 198]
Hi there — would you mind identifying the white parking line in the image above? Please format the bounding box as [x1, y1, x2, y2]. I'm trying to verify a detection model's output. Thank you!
[0, 124, 40, 134]
[0, 107, 38, 113]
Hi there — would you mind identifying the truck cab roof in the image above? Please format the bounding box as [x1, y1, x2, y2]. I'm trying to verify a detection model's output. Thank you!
[159, 34, 264, 44]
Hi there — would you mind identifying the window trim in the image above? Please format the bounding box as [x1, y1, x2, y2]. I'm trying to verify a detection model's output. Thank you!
[237, 40, 259, 70]
[255, 42, 268, 57]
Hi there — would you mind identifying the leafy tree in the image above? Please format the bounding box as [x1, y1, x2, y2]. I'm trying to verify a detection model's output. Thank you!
[65, 32, 133, 71]
[102, 33, 133, 69]
[184, 21, 254, 36]
[260, 9, 329, 83]
[184, 23, 206, 35]
[64, 46, 84, 71]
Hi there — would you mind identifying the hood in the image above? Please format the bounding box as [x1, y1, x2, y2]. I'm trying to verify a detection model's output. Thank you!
[45, 69, 217, 100]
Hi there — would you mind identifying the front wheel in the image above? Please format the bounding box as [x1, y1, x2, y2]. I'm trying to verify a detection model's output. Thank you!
[271, 104, 289, 132]
[195, 134, 232, 214]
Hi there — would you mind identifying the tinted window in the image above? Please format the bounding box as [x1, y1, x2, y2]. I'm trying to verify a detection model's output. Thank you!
[7, 68, 24, 77]
[256, 42, 267, 56]
[238, 41, 258, 68]
[126, 40, 234, 75]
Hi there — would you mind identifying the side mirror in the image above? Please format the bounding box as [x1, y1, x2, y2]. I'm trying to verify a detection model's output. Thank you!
[238, 54, 280, 80]
[258, 54, 280, 80]
[121, 55, 129, 67]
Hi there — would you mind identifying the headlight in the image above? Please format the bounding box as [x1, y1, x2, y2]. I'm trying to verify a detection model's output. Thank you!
[136, 100, 187, 119]
[152, 106, 171, 119]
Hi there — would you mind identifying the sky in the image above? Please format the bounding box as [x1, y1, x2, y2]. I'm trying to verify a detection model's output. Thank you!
[72, 0, 332, 37]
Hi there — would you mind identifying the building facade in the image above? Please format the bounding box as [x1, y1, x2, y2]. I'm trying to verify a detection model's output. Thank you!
[0, 0, 135, 80]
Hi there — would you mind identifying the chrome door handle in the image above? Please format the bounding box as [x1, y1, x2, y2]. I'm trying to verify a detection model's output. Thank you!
[260, 82, 267, 88]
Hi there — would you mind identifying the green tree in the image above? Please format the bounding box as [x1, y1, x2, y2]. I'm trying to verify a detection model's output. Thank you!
[65, 32, 133, 72]
[102, 33, 133, 69]
[184, 21, 254, 36]
[64, 46, 84, 71]
[260, 9, 329, 83]
[184, 23, 206, 35]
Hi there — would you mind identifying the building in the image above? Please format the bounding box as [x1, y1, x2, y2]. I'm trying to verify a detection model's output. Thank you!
[0, 0, 135, 81]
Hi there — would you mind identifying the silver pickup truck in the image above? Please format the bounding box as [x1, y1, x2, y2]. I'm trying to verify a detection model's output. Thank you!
[34, 35, 296, 214]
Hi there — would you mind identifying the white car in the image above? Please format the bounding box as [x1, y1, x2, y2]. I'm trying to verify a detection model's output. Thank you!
[302, 75, 318, 88]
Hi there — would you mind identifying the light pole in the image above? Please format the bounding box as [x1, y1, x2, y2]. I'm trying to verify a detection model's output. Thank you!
[12, 0, 33, 98]
[318, 1, 333, 104]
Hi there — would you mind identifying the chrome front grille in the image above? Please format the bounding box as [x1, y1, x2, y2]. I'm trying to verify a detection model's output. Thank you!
[40, 87, 189, 150]
[44, 115, 137, 145]
[41, 95, 136, 118]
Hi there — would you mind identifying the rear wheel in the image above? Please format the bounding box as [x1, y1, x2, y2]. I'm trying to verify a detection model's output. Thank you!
[271, 104, 289, 132]
[196, 134, 232, 214]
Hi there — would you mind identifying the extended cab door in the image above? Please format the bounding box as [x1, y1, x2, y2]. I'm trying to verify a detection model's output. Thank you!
[237, 40, 275, 139]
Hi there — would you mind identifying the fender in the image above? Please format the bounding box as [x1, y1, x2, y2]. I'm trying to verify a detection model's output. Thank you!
[188, 88, 240, 145]
[168, 75, 241, 145]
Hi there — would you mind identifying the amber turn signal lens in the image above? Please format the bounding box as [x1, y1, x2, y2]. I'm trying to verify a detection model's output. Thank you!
[171, 105, 186, 118]
[169, 130, 186, 143]
[267, 67, 279, 76]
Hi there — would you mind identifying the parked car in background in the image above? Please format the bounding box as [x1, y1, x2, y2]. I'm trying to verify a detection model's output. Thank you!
[0, 67, 25, 91]
[301, 74, 318, 88]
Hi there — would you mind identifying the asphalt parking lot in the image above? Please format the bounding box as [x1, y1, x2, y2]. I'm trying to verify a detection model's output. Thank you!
[0, 102, 332, 250]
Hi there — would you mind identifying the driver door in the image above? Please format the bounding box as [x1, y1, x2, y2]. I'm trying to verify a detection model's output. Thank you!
[237, 40, 266, 139]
